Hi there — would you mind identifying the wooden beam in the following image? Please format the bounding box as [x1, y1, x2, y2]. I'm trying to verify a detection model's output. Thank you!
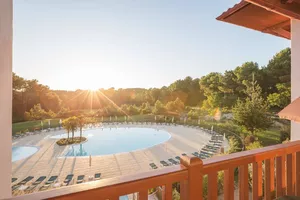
[263, 19, 290, 31]
[262, 19, 291, 38]
[263, 27, 290, 38]
[246, 0, 300, 20]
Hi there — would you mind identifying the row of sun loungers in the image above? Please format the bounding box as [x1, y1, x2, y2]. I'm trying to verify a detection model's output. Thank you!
[12, 173, 102, 193]
[14, 122, 222, 140]
[149, 154, 187, 169]
[149, 136, 224, 170]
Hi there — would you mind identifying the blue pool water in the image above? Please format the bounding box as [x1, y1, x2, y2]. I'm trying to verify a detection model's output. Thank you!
[12, 146, 38, 162]
[119, 196, 129, 200]
[51, 128, 171, 157]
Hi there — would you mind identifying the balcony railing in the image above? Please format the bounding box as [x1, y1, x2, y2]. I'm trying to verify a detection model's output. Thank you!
[11, 140, 300, 200]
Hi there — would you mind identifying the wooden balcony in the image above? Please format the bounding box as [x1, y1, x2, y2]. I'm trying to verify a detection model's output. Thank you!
[11, 141, 300, 200]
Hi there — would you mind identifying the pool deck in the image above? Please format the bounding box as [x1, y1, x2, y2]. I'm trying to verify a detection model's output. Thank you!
[12, 124, 222, 196]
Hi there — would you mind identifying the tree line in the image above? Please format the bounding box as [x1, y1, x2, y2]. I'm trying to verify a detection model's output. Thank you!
[13, 48, 291, 123]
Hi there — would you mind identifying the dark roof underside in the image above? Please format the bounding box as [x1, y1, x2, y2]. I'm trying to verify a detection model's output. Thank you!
[217, 1, 291, 39]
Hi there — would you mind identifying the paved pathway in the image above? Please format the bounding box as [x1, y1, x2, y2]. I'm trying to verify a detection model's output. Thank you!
[12, 124, 214, 196]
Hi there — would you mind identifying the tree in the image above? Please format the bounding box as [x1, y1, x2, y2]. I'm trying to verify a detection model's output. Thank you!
[77, 116, 86, 140]
[140, 102, 152, 114]
[233, 81, 272, 135]
[165, 98, 184, 113]
[199, 72, 226, 111]
[263, 48, 291, 94]
[152, 100, 165, 114]
[267, 83, 291, 109]
[24, 103, 55, 120]
[62, 119, 72, 140]
[62, 116, 78, 141]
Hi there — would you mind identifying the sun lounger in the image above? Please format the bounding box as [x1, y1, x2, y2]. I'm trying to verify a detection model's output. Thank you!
[12, 176, 34, 191]
[24, 176, 46, 192]
[168, 158, 179, 165]
[192, 152, 200, 157]
[19, 176, 34, 185]
[32, 176, 46, 185]
[45, 176, 58, 185]
[94, 173, 101, 180]
[160, 160, 169, 167]
[63, 174, 74, 185]
[149, 163, 158, 169]
[39, 176, 58, 191]
[76, 175, 85, 184]
[200, 151, 213, 156]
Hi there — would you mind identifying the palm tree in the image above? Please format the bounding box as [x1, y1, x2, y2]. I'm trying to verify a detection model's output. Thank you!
[77, 115, 86, 140]
[68, 116, 78, 141]
[62, 119, 72, 140]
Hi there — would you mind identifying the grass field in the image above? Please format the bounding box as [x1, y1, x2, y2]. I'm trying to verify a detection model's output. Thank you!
[256, 128, 281, 146]
[12, 119, 61, 135]
[12, 115, 160, 135]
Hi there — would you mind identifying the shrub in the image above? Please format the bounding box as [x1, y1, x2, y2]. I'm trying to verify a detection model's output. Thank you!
[152, 100, 166, 114]
[24, 104, 56, 120]
[244, 135, 256, 146]
[56, 137, 87, 146]
[228, 137, 243, 153]
[246, 141, 262, 151]
[280, 125, 290, 143]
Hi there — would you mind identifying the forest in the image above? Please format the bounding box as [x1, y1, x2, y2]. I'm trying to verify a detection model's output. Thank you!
[13, 48, 291, 125]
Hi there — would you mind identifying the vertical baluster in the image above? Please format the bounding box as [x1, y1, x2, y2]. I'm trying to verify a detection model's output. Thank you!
[265, 159, 271, 200]
[164, 183, 172, 200]
[287, 153, 295, 195]
[239, 164, 249, 200]
[276, 156, 284, 198]
[208, 172, 218, 200]
[296, 152, 300, 195]
[283, 155, 287, 195]
[180, 180, 188, 200]
[138, 189, 148, 200]
[252, 161, 262, 200]
[293, 153, 296, 195]
[224, 168, 234, 200]
[270, 158, 275, 193]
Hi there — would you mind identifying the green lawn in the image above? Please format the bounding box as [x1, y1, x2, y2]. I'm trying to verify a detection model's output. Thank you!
[256, 128, 281, 146]
[12, 115, 158, 135]
[12, 119, 61, 135]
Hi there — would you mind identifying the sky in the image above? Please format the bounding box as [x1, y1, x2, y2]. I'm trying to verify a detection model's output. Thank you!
[13, 0, 290, 90]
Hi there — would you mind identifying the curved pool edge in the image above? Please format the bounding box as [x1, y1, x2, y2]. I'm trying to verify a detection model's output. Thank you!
[12, 145, 39, 162]
[56, 127, 172, 158]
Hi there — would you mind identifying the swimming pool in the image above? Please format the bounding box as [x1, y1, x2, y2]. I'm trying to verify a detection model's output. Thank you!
[119, 195, 129, 200]
[52, 128, 171, 157]
[12, 146, 38, 162]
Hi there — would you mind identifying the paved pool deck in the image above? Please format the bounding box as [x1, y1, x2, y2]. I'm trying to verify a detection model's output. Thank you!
[12, 124, 226, 196]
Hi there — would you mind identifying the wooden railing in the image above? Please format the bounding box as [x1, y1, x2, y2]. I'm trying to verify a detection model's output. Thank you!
[11, 141, 300, 200]
[202, 140, 300, 200]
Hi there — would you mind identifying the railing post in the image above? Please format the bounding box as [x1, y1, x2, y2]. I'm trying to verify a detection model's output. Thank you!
[181, 156, 203, 200]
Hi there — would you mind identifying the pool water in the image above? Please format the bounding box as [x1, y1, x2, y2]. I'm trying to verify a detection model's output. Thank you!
[12, 146, 38, 162]
[52, 128, 171, 157]
[119, 195, 129, 200]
